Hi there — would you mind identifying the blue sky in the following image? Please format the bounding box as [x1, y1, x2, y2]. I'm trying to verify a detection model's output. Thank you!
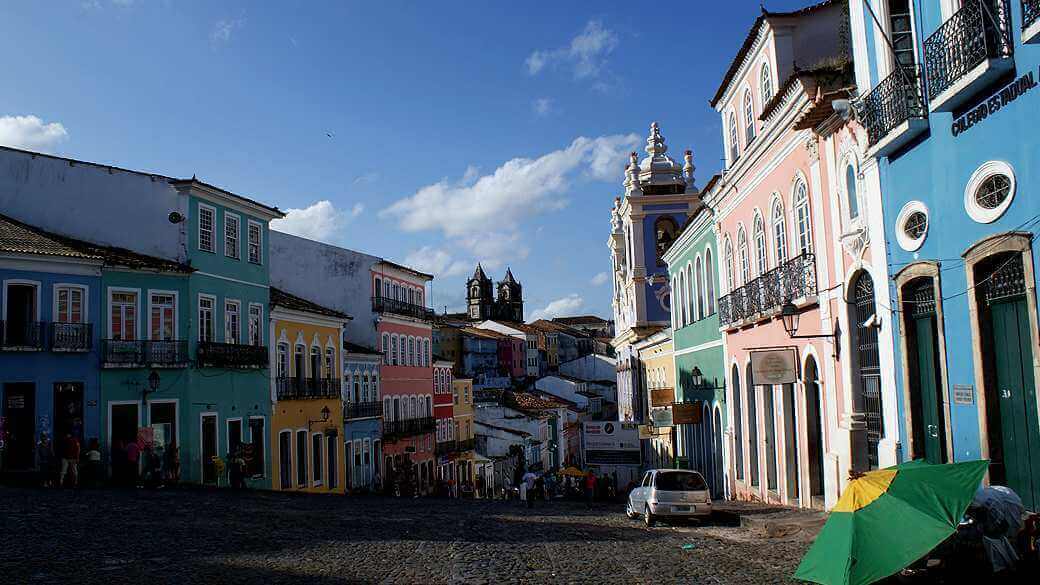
[0, 0, 812, 320]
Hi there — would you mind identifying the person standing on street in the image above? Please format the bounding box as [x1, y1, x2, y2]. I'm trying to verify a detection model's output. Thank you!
[59, 433, 80, 488]
[35, 433, 54, 487]
[584, 471, 597, 508]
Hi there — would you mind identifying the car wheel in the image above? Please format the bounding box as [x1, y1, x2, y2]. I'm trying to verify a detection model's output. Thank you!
[644, 505, 656, 527]
[625, 500, 638, 519]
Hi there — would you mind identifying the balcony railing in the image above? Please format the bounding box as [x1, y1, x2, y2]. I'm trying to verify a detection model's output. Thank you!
[0, 321, 45, 350]
[923, 0, 1013, 103]
[196, 341, 268, 368]
[371, 296, 435, 321]
[717, 254, 817, 327]
[51, 322, 93, 351]
[383, 416, 435, 440]
[435, 440, 459, 456]
[860, 65, 927, 149]
[458, 437, 475, 452]
[344, 401, 383, 420]
[276, 377, 340, 400]
[1024, 0, 1039, 31]
[102, 340, 190, 367]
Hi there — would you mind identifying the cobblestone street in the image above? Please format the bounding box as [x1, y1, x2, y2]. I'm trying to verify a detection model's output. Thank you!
[0, 487, 815, 584]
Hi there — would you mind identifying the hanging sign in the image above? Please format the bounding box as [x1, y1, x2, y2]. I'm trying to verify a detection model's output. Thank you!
[952, 69, 1038, 137]
[672, 402, 703, 425]
[650, 407, 674, 428]
[751, 349, 798, 385]
[650, 387, 674, 407]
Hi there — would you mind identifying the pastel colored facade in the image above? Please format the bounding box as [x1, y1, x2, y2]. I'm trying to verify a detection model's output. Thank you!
[850, 0, 1040, 508]
[662, 203, 726, 497]
[475, 320, 540, 377]
[269, 288, 349, 494]
[451, 378, 479, 490]
[0, 215, 103, 473]
[458, 327, 510, 389]
[710, 0, 897, 510]
[632, 331, 676, 470]
[609, 123, 701, 427]
[343, 342, 382, 493]
[372, 261, 436, 495]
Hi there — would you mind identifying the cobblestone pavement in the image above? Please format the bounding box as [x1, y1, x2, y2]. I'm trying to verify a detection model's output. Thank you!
[0, 487, 815, 584]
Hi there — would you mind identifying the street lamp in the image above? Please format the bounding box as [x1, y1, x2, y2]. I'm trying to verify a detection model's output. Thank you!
[147, 369, 161, 393]
[690, 366, 724, 391]
[309, 405, 332, 429]
[780, 301, 839, 342]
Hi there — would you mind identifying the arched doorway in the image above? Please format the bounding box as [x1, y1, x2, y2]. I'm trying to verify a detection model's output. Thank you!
[973, 251, 1040, 510]
[702, 402, 713, 490]
[713, 406, 725, 499]
[781, 382, 800, 505]
[763, 385, 778, 492]
[902, 277, 947, 463]
[731, 364, 744, 481]
[746, 363, 760, 488]
[804, 355, 824, 506]
[852, 272, 883, 469]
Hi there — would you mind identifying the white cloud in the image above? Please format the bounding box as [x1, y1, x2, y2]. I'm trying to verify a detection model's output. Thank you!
[529, 294, 584, 321]
[402, 246, 470, 279]
[532, 98, 554, 116]
[0, 115, 68, 152]
[353, 171, 381, 185]
[456, 231, 529, 270]
[525, 20, 618, 81]
[211, 18, 245, 45]
[590, 271, 609, 286]
[380, 132, 639, 237]
[270, 200, 359, 244]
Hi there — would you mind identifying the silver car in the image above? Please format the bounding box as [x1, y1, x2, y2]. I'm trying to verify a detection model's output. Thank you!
[626, 469, 712, 526]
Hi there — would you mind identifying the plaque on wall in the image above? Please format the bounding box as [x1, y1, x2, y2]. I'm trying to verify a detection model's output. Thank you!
[953, 385, 974, 405]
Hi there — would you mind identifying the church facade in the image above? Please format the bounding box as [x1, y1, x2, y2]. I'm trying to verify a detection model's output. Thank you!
[466, 265, 524, 322]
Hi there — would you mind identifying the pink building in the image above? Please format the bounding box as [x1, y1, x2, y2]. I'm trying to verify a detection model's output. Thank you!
[372, 260, 436, 495]
[709, 1, 879, 510]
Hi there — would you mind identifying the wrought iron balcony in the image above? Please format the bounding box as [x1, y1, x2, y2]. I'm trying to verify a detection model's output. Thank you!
[435, 439, 459, 456]
[196, 341, 268, 368]
[102, 340, 190, 367]
[717, 254, 817, 328]
[51, 322, 93, 351]
[457, 437, 476, 452]
[1025, 0, 1040, 33]
[371, 296, 435, 321]
[276, 377, 340, 400]
[344, 400, 383, 420]
[0, 321, 45, 350]
[923, 0, 1014, 111]
[382, 416, 435, 440]
[860, 65, 928, 156]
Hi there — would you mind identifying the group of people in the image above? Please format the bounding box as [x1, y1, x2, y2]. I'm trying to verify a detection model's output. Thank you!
[34, 432, 101, 488]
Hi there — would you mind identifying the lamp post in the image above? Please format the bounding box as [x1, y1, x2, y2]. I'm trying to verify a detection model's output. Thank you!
[780, 301, 839, 340]
[308, 405, 331, 429]
[690, 366, 725, 392]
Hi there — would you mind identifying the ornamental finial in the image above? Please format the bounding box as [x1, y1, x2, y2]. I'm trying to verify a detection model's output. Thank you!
[645, 121, 667, 156]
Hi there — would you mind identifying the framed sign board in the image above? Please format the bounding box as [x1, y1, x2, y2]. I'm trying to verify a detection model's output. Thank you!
[672, 402, 703, 425]
[650, 387, 674, 407]
[751, 349, 798, 385]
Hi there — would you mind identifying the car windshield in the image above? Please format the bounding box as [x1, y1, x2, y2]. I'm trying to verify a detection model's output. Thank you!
[654, 472, 707, 491]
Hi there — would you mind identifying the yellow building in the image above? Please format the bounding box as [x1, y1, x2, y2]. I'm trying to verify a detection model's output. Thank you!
[633, 329, 676, 469]
[452, 378, 483, 493]
[269, 287, 349, 493]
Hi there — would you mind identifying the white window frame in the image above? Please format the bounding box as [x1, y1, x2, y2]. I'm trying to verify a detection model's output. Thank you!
[311, 431, 324, 487]
[248, 303, 263, 347]
[247, 219, 263, 265]
[793, 180, 814, 255]
[147, 289, 179, 341]
[771, 197, 789, 265]
[759, 61, 773, 105]
[224, 212, 241, 260]
[107, 286, 141, 341]
[53, 283, 88, 324]
[226, 416, 244, 455]
[198, 203, 217, 254]
[248, 415, 266, 479]
[199, 411, 219, 483]
[964, 160, 1016, 224]
[278, 429, 293, 489]
[224, 299, 241, 344]
[704, 246, 716, 316]
[198, 293, 216, 343]
[895, 200, 930, 252]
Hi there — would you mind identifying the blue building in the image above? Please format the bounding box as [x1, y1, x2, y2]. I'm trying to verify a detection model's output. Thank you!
[343, 342, 383, 492]
[851, 0, 1040, 507]
[0, 214, 101, 475]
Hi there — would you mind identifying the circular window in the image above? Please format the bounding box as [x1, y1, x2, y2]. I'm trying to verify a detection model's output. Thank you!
[965, 161, 1015, 223]
[896, 201, 929, 252]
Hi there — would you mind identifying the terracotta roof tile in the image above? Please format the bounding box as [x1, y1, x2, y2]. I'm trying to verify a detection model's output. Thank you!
[270, 287, 350, 320]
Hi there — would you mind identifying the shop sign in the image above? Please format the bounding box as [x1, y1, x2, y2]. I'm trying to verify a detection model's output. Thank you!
[672, 402, 703, 425]
[650, 386, 674, 407]
[650, 407, 673, 428]
[751, 349, 798, 385]
[638, 425, 654, 440]
[952, 69, 1038, 137]
[584, 421, 641, 465]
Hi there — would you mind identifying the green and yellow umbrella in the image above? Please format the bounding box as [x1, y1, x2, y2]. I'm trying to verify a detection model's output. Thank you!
[794, 459, 988, 585]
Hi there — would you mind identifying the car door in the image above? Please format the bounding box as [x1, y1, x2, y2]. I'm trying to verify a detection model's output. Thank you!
[632, 471, 652, 509]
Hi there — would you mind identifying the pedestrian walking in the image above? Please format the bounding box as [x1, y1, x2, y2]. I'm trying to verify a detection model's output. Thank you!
[164, 443, 181, 485]
[584, 471, 597, 508]
[83, 438, 101, 488]
[522, 471, 537, 509]
[35, 433, 54, 487]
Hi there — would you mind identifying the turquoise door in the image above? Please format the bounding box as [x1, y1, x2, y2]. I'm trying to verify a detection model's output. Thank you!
[906, 279, 946, 464]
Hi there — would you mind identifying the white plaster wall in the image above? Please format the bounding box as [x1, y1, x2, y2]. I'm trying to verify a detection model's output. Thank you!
[534, 377, 590, 410]
[0, 147, 185, 261]
[559, 354, 617, 381]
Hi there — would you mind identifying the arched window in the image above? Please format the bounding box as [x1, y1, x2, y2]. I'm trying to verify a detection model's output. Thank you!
[374, 277, 382, 298]
[381, 333, 390, 365]
[728, 111, 739, 162]
[845, 162, 860, 219]
[732, 364, 744, 480]
[724, 237, 735, 292]
[424, 338, 431, 367]
[310, 346, 322, 379]
[771, 199, 788, 265]
[390, 335, 398, 366]
[753, 213, 768, 275]
[325, 347, 334, 380]
[408, 337, 415, 366]
[760, 63, 773, 105]
[362, 373, 370, 402]
[654, 216, 679, 265]
[277, 342, 289, 379]
[686, 264, 695, 324]
[794, 180, 813, 255]
[704, 248, 716, 316]
[737, 227, 750, 285]
[679, 269, 688, 327]
[383, 397, 392, 420]
[671, 275, 679, 328]
[695, 257, 705, 320]
[743, 90, 755, 144]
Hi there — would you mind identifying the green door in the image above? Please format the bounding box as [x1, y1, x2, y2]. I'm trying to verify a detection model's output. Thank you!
[912, 314, 945, 463]
[989, 296, 1040, 510]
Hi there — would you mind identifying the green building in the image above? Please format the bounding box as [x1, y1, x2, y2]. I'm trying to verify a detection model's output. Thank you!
[662, 190, 726, 497]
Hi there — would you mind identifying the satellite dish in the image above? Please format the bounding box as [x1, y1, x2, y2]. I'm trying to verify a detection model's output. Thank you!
[168, 211, 185, 224]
